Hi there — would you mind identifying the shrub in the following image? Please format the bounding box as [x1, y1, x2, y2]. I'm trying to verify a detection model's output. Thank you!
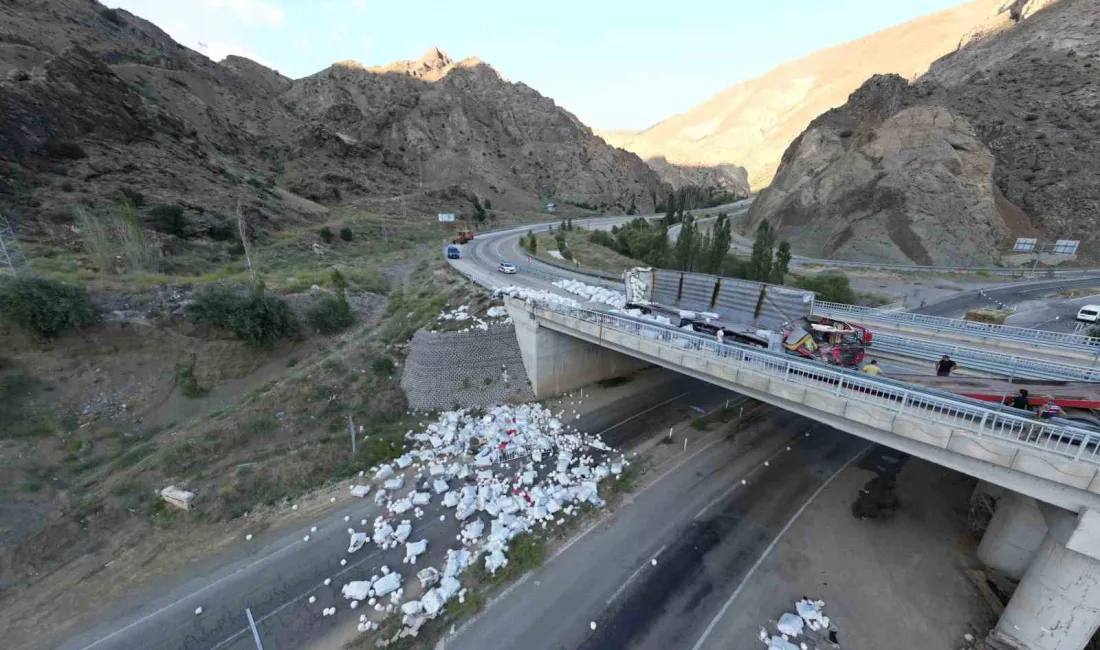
[372, 357, 395, 376]
[305, 294, 355, 334]
[1086, 325, 1100, 339]
[119, 187, 145, 207]
[43, 138, 87, 160]
[206, 219, 237, 241]
[189, 286, 298, 347]
[339, 226, 353, 242]
[319, 226, 334, 244]
[151, 204, 189, 237]
[0, 275, 100, 338]
[793, 273, 856, 304]
[100, 8, 126, 25]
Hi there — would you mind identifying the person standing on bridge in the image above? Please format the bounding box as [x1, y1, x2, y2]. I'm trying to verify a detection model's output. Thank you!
[1011, 389, 1031, 411]
[861, 359, 884, 376]
[936, 354, 958, 377]
[716, 328, 725, 345]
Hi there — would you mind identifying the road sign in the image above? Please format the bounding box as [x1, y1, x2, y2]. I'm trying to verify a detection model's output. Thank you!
[1012, 238, 1037, 253]
[438, 213, 455, 222]
[1053, 240, 1080, 255]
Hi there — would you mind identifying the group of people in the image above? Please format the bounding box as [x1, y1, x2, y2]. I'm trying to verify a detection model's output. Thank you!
[858, 354, 958, 378]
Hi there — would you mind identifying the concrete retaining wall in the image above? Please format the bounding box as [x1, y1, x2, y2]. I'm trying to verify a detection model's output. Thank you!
[400, 324, 534, 411]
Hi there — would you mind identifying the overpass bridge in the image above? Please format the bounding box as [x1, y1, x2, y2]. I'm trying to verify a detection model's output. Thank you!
[505, 297, 1100, 650]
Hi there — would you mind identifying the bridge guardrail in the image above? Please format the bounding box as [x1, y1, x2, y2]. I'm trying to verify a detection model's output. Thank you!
[527, 300, 1100, 466]
[818, 301, 1100, 354]
[871, 333, 1100, 382]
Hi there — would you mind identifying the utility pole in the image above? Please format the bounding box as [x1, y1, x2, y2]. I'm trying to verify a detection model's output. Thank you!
[0, 213, 28, 276]
[348, 415, 356, 458]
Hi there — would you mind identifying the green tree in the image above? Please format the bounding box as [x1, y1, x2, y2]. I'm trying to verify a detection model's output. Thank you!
[663, 191, 676, 225]
[794, 273, 856, 304]
[773, 240, 792, 283]
[706, 214, 732, 274]
[748, 220, 777, 282]
[673, 214, 698, 271]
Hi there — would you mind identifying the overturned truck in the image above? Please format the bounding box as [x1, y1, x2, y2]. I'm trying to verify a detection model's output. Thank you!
[622, 268, 869, 367]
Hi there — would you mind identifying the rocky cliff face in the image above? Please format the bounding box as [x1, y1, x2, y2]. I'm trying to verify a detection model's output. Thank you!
[0, 0, 664, 246]
[749, 0, 1097, 265]
[632, 157, 750, 197]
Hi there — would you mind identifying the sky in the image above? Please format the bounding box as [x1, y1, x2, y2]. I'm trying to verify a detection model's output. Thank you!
[107, 0, 971, 131]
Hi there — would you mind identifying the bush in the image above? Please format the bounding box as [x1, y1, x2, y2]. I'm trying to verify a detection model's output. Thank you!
[372, 357, 395, 377]
[319, 226, 334, 244]
[119, 187, 145, 207]
[1086, 325, 1100, 339]
[43, 138, 87, 160]
[339, 226, 353, 242]
[100, 8, 126, 25]
[151, 204, 189, 237]
[189, 286, 298, 347]
[305, 294, 355, 335]
[793, 273, 856, 304]
[0, 276, 99, 339]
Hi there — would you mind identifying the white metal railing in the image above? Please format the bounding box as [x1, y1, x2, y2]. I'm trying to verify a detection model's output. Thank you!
[526, 301, 1100, 466]
[872, 332, 1100, 382]
[818, 301, 1100, 353]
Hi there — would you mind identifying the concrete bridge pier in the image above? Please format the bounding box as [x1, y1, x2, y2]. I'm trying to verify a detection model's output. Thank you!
[988, 508, 1100, 650]
[978, 491, 1047, 580]
[508, 301, 649, 398]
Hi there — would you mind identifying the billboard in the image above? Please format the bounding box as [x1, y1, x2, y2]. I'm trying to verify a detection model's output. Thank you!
[438, 213, 456, 222]
[1053, 240, 1080, 255]
[1012, 238, 1037, 253]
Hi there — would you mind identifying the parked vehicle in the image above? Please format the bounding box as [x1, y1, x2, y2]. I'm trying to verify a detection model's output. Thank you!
[498, 262, 516, 274]
[453, 229, 475, 245]
[1077, 305, 1100, 323]
[446, 245, 461, 259]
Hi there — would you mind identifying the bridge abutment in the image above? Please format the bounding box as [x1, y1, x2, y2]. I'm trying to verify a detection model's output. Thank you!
[508, 301, 649, 398]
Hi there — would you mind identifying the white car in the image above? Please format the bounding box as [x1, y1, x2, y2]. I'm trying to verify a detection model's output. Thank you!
[498, 262, 516, 274]
[1077, 305, 1100, 323]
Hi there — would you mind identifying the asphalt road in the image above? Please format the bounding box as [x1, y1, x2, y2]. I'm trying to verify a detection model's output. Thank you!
[913, 276, 1100, 322]
[447, 415, 866, 650]
[54, 374, 731, 650]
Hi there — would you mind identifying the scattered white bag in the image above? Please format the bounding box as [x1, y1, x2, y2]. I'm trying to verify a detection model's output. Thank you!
[347, 531, 368, 553]
[777, 612, 804, 638]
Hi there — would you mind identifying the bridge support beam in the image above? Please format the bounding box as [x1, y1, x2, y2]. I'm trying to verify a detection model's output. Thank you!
[989, 508, 1100, 650]
[978, 491, 1047, 580]
[508, 302, 649, 398]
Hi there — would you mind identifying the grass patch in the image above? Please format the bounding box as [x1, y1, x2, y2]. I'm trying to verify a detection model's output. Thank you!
[0, 374, 66, 439]
[534, 229, 646, 275]
[607, 462, 642, 494]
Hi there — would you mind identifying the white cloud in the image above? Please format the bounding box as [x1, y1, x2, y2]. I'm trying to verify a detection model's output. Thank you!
[351, 0, 369, 10]
[198, 40, 274, 67]
[205, 0, 285, 25]
[298, 39, 309, 51]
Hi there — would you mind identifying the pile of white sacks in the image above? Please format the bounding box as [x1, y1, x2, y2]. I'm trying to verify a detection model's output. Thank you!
[342, 404, 626, 639]
[758, 598, 838, 650]
[552, 279, 627, 309]
[493, 286, 579, 308]
[432, 303, 512, 333]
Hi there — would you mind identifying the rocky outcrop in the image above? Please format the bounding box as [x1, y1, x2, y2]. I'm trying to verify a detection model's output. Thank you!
[640, 157, 751, 197]
[750, 0, 1098, 264]
[749, 75, 1017, 266]
[0, 0, 664, 247]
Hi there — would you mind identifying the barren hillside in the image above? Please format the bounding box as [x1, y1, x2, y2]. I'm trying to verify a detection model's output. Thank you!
[601, 0, 1018, 190]
[0, 0, 665, 253]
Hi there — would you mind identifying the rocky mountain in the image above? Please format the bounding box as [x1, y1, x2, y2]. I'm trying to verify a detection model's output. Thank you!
[748, 0, 1098, 266]
[600, 0, 1018, 191]
[640, 157, 750, 197]
[0, 0, 664, 249]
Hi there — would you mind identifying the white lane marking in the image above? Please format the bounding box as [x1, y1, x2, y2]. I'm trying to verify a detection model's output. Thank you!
[76, 535, 310, 650]
[207, 518, 447, 650]
[606, 544, 667, 605]
[593, 391, 690, 438]
[689, 444, 869, 650]
[693, 433, 802, 520]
